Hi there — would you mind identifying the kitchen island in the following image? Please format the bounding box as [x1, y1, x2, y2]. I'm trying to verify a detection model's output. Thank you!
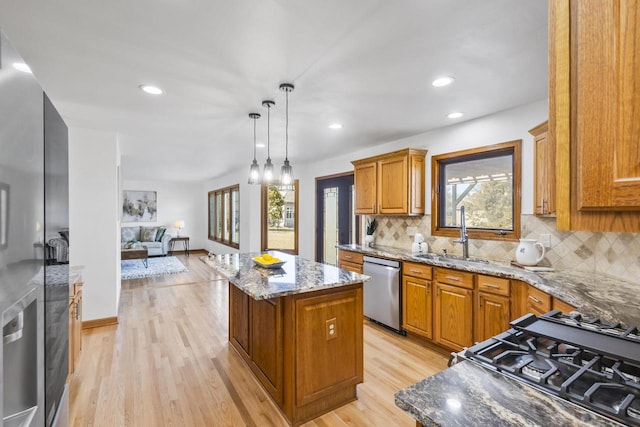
[202, 251, 369, 426]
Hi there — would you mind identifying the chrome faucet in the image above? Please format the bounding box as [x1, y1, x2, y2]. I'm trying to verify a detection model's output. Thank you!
[454, 205, 469, 259]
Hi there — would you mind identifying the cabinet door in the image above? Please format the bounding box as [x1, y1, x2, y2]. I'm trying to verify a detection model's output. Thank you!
[402, 276, 432, 339]
[526, 285, 551, 316]
[354, 162, 377, 214]
[251, 298, 283, 403]
[434, 283, 473, 351]
[229, 284, 250, 356]
[409, 154, 426, 214]
[534, 133, 549, 215]
[476, 292, 510, 342]
[68, 301, 75, 376]
[571, 0, 640, 210]
[74, 291, 82, 362]
[378, 155, 408, 214]
[551, 0, 640, 231]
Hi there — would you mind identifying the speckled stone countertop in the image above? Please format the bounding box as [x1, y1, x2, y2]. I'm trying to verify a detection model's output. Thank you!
[201, 251, 370, 300]
[394, 361, 622, 427]
[337, 244, 640, 328]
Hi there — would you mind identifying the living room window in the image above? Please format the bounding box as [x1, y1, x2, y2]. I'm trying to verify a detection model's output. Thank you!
[431, 140, 521, 241]
[208, 184, 240, 249]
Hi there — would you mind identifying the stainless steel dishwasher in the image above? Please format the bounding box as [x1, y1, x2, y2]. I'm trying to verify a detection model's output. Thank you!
[362, 256, 403, 334]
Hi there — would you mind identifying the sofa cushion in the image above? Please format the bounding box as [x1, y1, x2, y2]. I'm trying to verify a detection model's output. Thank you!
[141, 241, 162, 249]
[121, 227, 140, 243]
[140, 226, 159, 242]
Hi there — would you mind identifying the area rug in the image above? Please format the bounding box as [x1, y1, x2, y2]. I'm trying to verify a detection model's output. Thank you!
[121, 256, 188, 280]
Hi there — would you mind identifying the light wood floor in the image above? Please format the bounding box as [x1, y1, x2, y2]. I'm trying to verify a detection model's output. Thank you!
[70, 253, 449, 426]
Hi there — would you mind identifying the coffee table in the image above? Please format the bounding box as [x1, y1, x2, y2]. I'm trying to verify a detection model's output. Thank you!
[121, 247, 148, 268]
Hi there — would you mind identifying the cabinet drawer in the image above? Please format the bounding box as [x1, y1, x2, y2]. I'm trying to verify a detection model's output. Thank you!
[477, 275, 510, 296]
[339, 261, 363, 274]
[403, 261, 432, 280]
[434, 268, 474, 290]
[527, 286, 551, 314]
[338, 250, 363, 265]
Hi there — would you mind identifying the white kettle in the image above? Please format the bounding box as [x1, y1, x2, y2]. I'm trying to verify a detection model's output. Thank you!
[515, 239, 545, 266]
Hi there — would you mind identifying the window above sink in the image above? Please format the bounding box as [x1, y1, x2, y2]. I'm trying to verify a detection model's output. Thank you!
[431, 140, 522, 242]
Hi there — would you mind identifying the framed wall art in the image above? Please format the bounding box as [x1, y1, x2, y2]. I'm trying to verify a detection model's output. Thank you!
[122, 190, 157, 222]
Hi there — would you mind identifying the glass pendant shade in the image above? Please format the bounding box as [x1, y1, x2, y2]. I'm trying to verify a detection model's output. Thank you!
[280, 159, 293, 185]
[248, 159, 260, 184]
[247, 112, 261, 184]
[263, 158, 274, 183]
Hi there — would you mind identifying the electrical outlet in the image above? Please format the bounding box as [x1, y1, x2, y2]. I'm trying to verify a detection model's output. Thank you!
[325, 318, 337, 340]
[540, 234, 552, 248]
[407, 226, 417, 236]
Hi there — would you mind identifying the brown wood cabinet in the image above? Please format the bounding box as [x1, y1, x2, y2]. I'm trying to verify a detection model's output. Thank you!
[228, 282, 363, 426]
[530, 121, 555, 216]
[337, 249, 364, 274]
[551, 0, 640, 231]
[352, 148, 427, 216]
[402, 262, 433, 339]
[434, 268, 474, 351]
[68, 275, 83, 380]
[475, 275, 510, 342]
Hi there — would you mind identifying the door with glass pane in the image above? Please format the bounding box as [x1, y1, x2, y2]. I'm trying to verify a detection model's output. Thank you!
[316, 174, 356, 265]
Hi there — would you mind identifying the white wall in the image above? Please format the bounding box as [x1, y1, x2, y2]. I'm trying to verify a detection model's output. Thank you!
[204, 99, 547, 260]
[69, 127, 121, 321]
[123, 179, 206, 249]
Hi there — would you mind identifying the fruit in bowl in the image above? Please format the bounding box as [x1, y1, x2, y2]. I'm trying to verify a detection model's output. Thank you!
[253, 253, 281, 264]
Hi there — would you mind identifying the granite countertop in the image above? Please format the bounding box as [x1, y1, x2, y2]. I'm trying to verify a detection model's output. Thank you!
[394, 361, 622, 427]
[337, 244, 640, 328]
[201, 251, 370, 300]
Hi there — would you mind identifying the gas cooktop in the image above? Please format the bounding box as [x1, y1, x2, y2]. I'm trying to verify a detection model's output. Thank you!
[457, 311, 640, 426]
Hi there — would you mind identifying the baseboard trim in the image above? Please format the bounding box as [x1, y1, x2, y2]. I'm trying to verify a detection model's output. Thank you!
[83, 316, 119, 330]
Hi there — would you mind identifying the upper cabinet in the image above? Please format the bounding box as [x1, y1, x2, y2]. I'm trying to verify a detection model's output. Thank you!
[550, 0, 640, 231]
[352, 148, 427, 215]
[529, 121, 555, 216]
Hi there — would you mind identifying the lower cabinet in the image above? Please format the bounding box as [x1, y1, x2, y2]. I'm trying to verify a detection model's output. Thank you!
[434, 282, 474, 351]
[338, 249, 363, 274]
[68, 278, 83, 380]
[402, 276, 432, 339]
[228, 282, 363, 426]
[476, 292, 510, 342]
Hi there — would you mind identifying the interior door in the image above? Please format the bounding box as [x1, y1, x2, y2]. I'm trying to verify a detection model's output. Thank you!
[316, 174, 356, 265]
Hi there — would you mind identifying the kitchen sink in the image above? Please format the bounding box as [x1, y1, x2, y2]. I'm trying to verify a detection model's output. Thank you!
[413, 253, 490, 264]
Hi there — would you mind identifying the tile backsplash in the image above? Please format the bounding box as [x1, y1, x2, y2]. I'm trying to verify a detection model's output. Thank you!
[370, 214, 640, 284]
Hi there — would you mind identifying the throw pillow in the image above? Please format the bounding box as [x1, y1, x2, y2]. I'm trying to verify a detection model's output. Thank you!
[155, 227, 166, 242]
[141, 226, 159, 242]
[121, 227, 140, 243]
[124, 240, 139, 249]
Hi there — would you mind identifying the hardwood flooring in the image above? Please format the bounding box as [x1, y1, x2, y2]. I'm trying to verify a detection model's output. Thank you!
[70, 253, 449, 426]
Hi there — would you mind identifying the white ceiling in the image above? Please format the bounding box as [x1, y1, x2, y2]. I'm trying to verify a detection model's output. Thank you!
[0, 0, 548, 182]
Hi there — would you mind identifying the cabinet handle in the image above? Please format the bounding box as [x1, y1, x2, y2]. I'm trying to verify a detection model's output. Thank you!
[264, 298, 276, 306]
[482, 283, 501, 289]
[345, 255, 353, 259]
[410, 269, 422, 274]
[528, 295, 541, 304]
[445, 275, 461, 282]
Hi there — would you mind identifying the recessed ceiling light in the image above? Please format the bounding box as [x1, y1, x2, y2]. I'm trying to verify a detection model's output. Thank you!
[329, 123, 343, 129]
[256, 143, 265, 148]
[447, 112, 463, 119]
[13, 62, 32, 73]
[139, 84, 164, 95]
[432, 76, 455, 87]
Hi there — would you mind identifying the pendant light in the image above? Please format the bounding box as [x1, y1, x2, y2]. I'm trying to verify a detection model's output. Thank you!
[247, 112, 261, 184]
[279, 83, 295, 190]
[262, 99, 276, 184]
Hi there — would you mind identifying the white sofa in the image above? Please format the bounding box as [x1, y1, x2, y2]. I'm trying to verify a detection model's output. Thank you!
[121, 226, 172, 256]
